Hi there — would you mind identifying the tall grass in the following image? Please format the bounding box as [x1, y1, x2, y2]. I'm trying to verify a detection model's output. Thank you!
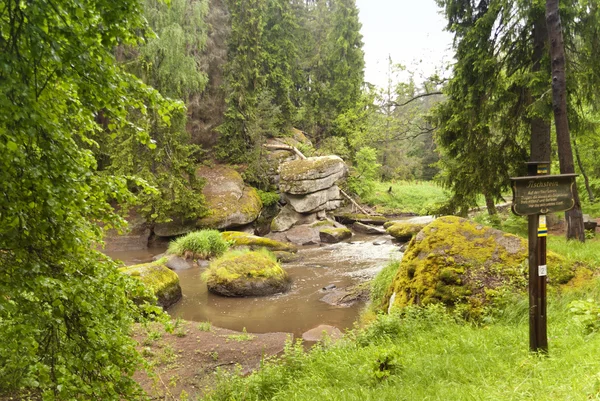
[203, 285, 600, 400]
[167, 230, 229, 259]
[361, 181, 449, 215]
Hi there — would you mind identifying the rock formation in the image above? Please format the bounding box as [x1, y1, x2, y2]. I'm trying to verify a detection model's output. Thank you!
[121, 259, 182, 308]
[271, 156, 347, 232]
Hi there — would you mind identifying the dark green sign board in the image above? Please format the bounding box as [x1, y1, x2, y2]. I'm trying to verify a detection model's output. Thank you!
[510, 174, 577, 216]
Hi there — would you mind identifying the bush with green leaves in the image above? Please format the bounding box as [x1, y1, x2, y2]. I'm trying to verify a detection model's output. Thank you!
[347, 146, 381, 199]
[167, 230, 230, 259]
[0, 0, 176, 398]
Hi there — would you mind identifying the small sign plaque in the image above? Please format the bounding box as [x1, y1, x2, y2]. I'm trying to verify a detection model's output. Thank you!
[510, 174, 577, 216]
[538, 265, 547, 276]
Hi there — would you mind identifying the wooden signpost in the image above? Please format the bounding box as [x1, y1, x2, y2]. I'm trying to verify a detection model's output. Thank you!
[510, 162, 577, 353]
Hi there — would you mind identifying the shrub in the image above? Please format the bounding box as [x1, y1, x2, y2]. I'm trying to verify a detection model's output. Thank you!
[167, 230, 230, 259]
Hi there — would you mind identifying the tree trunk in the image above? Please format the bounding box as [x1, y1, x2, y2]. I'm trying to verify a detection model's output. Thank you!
[546, 0, 585, 241]
[530, 11, 552, 163]
[484, 193, 497, 216]
[574, 138, 596, 203]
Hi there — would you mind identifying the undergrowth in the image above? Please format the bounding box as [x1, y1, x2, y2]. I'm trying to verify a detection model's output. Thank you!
[361, 181, 449, 215]
[203, 279, 600, 401]
[167, 230, 230, 259]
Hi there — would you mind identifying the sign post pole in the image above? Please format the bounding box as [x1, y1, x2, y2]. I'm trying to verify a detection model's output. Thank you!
[511, 162, 576, 353]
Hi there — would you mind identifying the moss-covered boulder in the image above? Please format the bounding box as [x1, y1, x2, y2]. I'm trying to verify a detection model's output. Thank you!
[122, 260, 182, 308]
[221, 231, 298, 253]
[386, 222, 427, 241]
[279, 156, 347, 194]
[203, 250, 292, 297]
[319, 227, 352, 243]
[379, 216, 575, 316]
[196, 165, 263, 230]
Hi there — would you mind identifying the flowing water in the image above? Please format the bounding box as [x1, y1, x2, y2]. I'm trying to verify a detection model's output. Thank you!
[107, 234, 402, 337]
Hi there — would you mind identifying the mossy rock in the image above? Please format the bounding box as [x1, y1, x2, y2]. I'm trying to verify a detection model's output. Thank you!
[203, 250, 292, 297]
[319, 227, 352, 243]
[279, 156, 347, 194]
[386, 222, 427, 241]
[271, 251, 300, 263]
[196, 165, 263, 229]
[379, 216, 575, 317]
[221, 231, 298, 253]
[121, 260, 182, 308]
[333, 213, 388, 226]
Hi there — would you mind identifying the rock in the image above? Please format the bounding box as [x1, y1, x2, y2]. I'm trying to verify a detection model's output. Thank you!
[203, 250, 291, 297]
[121, 260, 182, 308]
[196, 165, 262, 230]
[319, 283, 369, 307]
[386, 222, 428, 241]
[378, 216, 576, 317]
[154, 219, 197, 238]
[333, 213, 388, 226]
[583, 214, 598, 231]
[322, 284, 337, 291]
[373, 239, 388, 246]
[319, 227, 352, 243]
[164, 254, 194, 271]
[102, 208, 151, 252]
[279, 156, 347, 194]
[383, 215, 435, 229]
[271, 251, 300, 263]
[221, 231, 298, 253]
[285, 225, 321, 245]
[283, 186, 342, 213]
[301, 325, 343, 342]
[271, 205, 318, 232]
[352, 222, 387, 235]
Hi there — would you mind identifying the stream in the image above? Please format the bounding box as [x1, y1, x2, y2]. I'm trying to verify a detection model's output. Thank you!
[106, 234, 402, 338]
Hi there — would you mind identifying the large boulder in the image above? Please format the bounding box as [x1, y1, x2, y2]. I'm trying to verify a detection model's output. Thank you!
[221, 231, 298, 253]
[283, 186, 342, 213]
[379, 216, 575, 317]
[122, 260, 182, 308]
[196, 165, 262, 229]
[270, 205, 318, 232]
[279, 156, 347, 194]
[102, 208, 151, 252]
[203, 250, 291, 297]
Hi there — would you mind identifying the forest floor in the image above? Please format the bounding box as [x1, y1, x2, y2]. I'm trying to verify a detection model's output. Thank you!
[133, 321, 291, 400]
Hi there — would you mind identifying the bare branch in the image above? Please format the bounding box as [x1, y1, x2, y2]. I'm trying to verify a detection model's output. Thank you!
[389, 91, 444, 108]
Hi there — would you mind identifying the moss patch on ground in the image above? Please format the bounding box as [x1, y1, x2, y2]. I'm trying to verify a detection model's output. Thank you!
[121, 259, 182, 308]
[221, 231, 298, 253]
[202, 249, 291, 297]
[376, 216, 577, 318]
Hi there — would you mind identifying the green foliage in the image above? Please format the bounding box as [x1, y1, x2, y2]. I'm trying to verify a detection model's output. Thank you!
[0, 0, 175, 398]
[204, 289, 600, 400]
[360, 181, 449, 215]
[347, 146, 381, 199]
[569, 299, 600, 334]
[167, 230, 230, 259]
[370, 261, 401, 311]
[257, 190, 280, 207]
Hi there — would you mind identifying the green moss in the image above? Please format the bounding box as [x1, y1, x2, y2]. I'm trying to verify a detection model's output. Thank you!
[386, 222, 427, 240]
[202, 249, 288, 286]
[221, 231, 298, 253]
[334, 213, 388, 224]
[378, 216, 541, 317]
[198, 186, 262, 228]
[311, 220, 336, 228]
[279, 156, 343, 181]
[121, 259, 181, 307]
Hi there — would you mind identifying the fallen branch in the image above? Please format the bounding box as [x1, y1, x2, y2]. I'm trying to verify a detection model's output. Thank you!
[263, 144, 307, 159]
[340, 189, 372, 216]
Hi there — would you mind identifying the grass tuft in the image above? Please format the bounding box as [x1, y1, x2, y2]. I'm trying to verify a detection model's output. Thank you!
[167, 230, 230, 260]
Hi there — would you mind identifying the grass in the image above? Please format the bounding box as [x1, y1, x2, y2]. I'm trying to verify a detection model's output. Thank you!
[361, 181, 449, 215]
[167, 230, 230, 260]
[203, 281, 600, 401]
